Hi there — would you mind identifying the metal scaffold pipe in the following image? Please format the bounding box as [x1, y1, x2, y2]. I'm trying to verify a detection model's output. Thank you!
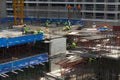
[2, 73, 9, 77]
[12, 70, 18, 74]
[0, 74, 6, 78]
[18, 69, 24, 72]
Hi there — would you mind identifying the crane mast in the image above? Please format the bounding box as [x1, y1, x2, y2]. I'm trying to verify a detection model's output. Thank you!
[12, 0, 24, 25]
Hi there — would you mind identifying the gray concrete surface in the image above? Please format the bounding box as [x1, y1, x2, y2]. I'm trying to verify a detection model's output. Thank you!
[49, 37, 66, 72]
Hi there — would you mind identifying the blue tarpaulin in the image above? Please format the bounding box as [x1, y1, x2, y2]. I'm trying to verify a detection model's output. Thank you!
[97, 27, 108, 31]
[0, 17, 84, 25]
[0, 33, 43, 47]
[0, 53, 48, 74]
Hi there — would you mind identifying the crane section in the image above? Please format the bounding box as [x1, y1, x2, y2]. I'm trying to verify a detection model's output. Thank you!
[12, 0, 24, 25]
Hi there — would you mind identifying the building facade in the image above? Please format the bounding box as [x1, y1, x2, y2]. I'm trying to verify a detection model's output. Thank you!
[5, 0, 120, 24]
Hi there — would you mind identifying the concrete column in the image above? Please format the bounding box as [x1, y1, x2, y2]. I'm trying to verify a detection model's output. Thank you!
[0, 0, 7, 18]
[65, 0, 68, 19]
[25, 0, 29, 17]
[93, 0, 96, 19]
[104, 0, 107, 20]
[115, 0, 119, 20]
[49, 37, 66, 72]
[73, 0, 76, 18]
[81, 0, 85, 19]
[46, 0, 52, 17]
[36, 0, 39, 18]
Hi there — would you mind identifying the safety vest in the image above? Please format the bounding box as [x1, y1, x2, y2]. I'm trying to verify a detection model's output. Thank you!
[24, 27, 29, 33]
[45, 22, 49, 27]
[72, 42, 76, 46]
[89, 57, 94, 62]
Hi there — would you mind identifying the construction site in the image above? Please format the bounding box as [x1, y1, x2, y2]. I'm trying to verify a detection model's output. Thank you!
[0, 0, 120, 80]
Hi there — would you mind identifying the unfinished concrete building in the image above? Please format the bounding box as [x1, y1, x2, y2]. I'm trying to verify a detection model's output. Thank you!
[0, 0, 120, 80]
[4, 0, 120, 26]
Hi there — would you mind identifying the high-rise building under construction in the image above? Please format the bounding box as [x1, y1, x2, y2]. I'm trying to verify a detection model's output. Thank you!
[2, 0, 120, 26]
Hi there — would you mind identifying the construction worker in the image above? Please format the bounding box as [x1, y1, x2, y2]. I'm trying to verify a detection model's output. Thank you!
[67, 41, 76, 49]
[62, 21, 71, 31]
[68, 20, 71, 29]
[45, 20, 49, 27]
[62, 26, 69, 31]
[33, 30, 38, 34]
[72, 41, 77, 47]
[23, 24, 29, 34]
[39, 29, 44, 33]
[89, 57, 94, 62]
[64, 21, 68, 26]
[62, 26, 67, 31]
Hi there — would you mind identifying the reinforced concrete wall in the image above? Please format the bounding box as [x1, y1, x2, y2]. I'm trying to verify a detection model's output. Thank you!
[49, 37, 66, 72]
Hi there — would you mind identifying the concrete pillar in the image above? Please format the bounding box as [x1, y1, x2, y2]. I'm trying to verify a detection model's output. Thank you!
[66, 0, 69, 19]
[115, 0, 119, 21]
[82, 1, 85, 19]
[49, 37, 66, 72]
[104, 0, 107, 20]
[93, 0, 96, 19]
[25, 0, 29, 17]
[0, 0, 7, 18]
[47, 0, 51, 18]
[36, 0, 39, 18]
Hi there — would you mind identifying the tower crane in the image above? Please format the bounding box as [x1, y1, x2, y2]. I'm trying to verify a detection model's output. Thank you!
[12, 0, 24, 25]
